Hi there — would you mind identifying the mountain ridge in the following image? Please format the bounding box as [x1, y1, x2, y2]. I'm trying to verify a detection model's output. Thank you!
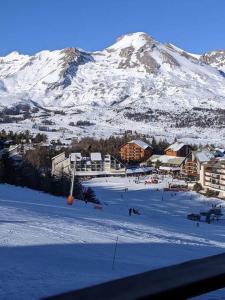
[1, 32, 225, 145]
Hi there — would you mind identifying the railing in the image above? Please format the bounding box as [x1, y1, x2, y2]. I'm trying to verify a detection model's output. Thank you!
[212, 174, 220, 178]
[210, 183, 220, 189]
[205, 169, 225, 176]
[43, 252, 225, 300]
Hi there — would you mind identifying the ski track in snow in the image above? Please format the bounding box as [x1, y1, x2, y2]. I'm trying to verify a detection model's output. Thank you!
[0, 176, 225, 299]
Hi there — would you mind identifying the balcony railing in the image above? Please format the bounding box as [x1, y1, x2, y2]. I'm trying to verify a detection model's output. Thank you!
[211, 184, 220, 189]
[43, 253, 225, 300]
[212, 174, 220, 178]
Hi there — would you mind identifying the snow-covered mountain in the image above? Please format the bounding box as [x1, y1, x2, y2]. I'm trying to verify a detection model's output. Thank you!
[1, 32, 225, 145]
[201, 50, 225, 72]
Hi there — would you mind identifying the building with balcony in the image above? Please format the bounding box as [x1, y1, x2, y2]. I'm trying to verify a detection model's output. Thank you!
[200, 159, 225, 197]
[52, 152, 125, 177]
[119, 140, 152, 162]
[181, 150, 215, 178]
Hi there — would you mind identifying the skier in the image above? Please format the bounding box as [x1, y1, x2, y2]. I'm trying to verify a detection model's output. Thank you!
[129, 208, 132, 216]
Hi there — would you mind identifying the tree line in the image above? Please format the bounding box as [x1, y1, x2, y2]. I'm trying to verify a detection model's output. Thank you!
[0, 129, 47, 144]
[70, 135, 171, 158]
[0, 152, 99, 204]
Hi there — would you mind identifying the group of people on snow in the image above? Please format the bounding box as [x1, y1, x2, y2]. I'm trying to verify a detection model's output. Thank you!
[129, 208, 140, 216]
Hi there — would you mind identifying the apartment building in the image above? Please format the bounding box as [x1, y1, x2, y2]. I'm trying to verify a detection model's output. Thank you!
[200, 159, 225, 197]
[119, 140, 152, 162]
[181, 150, 215, 178]
[52, 152, 125, 177]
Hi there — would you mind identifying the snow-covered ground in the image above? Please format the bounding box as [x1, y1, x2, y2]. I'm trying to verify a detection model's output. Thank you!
[2, 117, 225, 147]
[0, 176, 225, 299]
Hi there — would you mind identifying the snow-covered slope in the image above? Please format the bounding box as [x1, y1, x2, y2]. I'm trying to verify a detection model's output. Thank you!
[1, 176, 225, 299]
[1, 32, 225, 144]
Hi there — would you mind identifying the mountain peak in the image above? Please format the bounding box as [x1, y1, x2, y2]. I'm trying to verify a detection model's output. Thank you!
[108, 32, 156, 51]
[4, 51, 23, 60]
[116, 32, 152, 41]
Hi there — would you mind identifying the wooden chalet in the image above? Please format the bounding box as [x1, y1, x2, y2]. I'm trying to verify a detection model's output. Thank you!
[165, 142, 191, 157]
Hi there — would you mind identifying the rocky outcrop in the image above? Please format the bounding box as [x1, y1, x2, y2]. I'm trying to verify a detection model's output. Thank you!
[200, 50, 225, 71]
[161, 51, 180, 67]
[137, 51, 160, 73]
[60, 48, 93, 88]
[118, 46, 138, 69]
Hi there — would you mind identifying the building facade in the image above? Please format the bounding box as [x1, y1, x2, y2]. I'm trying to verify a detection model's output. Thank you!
[181, 160, 198, 177]
[147, 154, 186, 174]
[52, 152, 125, 177]
[200, 159, 225, 197]
[119, 140, 152, 162]
[181, 150, 215, 178]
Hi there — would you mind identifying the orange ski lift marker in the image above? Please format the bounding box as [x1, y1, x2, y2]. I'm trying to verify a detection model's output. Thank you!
[67, 160, 76, 205]
[67, 195, 74, 205]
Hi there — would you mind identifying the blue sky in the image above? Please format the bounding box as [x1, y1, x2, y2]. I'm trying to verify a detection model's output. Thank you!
[0, 0, 224, 55]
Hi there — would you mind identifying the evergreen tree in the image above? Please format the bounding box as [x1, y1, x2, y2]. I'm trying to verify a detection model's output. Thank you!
[155, 160, 161, 170]
[193, 182, 202, 192]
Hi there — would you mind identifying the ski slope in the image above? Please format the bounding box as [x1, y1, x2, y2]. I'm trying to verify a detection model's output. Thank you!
[0, 176, 225, 299]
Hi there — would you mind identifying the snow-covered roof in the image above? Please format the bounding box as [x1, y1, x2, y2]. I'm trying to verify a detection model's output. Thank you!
[204, 158, 225, 169]
[159, 166, 180, 171]
[215, 148, 225, 154]
[126, 166, 154, 174]
[165, 142, 185, 152]
[128, 139, 151, 150]
[150, 155, 185, 166]
[70, 153, 82, 161]
[8, 145, 19, 153]
[194, 151, 214, 163]
[91, 152, 102, 161]
[74, 167, 155, 176]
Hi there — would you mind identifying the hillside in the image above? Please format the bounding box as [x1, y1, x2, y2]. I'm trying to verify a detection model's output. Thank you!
[1, 32, 225, 144]
[0, 176, 225, 299]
